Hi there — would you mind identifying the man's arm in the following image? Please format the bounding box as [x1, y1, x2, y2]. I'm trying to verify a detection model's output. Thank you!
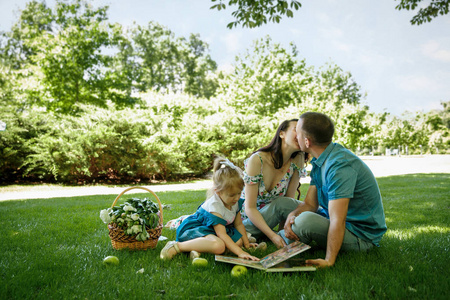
[306, 197, 349, 267]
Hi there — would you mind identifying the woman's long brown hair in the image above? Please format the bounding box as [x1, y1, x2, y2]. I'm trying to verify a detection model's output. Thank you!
[255, 119, 308, 169]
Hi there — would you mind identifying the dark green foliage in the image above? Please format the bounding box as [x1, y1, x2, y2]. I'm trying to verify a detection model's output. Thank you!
[210, 0, 302, 28]
[0, 108, 54, 182]
[0, 96, 278, 183]
[1, 93, 448, 183]
[209, 0, 449, 28]
[396, 0, 450, 25]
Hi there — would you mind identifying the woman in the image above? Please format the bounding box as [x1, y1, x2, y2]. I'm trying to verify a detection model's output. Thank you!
[241, 119, 308, 248]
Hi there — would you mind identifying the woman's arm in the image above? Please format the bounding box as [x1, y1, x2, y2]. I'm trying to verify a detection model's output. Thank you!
[244, 155, 286, 248]
[285, 170, 300, 198]
[285, 154, 304, 198]
[245, 184, 286, 248]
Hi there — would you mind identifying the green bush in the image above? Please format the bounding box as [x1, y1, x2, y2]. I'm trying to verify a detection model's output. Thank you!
[0, 109, 55, 182]
[1, 93, 285, 183]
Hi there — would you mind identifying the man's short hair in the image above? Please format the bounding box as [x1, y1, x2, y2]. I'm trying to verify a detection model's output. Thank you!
[299, 112, 334, 146]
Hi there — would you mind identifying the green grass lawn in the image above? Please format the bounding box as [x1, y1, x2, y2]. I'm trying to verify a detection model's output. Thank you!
[1, 174, 449, 299]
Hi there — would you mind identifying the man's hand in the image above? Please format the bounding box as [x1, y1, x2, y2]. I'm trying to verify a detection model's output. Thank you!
[306, 258, 333, 268]
[283, 214, 299, 241]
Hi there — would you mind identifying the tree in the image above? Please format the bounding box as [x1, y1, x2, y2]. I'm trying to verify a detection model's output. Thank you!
[423, 103, 449, 153]
[216, 36, 368, 150]
[0, 1, 53, 69]
[0, 0, 137, 114]
[210, 0, 301, 28]
[440, 100, 450, 129]
[0, 1, 54, 110]
[210, 0, 449, 28]
[1, 1, 220, 114]
[395, 0, 450, 25]
[217, 36, 311, 115]
[126, 22, 218, 98]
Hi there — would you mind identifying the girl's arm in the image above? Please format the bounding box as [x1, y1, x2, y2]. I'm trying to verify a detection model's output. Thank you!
[211, 212, 259, 261]
[233, 212, 256, 249]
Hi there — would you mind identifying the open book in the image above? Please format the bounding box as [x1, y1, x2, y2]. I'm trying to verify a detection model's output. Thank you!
[215, 241, 316, 272]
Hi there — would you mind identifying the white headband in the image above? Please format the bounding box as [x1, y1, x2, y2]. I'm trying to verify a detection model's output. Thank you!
[220, 159, 238, 170]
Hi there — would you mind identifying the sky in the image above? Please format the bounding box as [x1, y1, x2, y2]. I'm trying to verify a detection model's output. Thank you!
[1, 0, 449, 116]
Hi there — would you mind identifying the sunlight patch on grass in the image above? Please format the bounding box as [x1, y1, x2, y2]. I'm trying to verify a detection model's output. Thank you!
[386, 225, 450, 240]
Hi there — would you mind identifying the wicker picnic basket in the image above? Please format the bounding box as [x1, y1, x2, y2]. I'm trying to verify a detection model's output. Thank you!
[107, 187, 163, 250]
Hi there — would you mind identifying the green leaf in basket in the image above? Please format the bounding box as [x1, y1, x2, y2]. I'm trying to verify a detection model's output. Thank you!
[150, 213, 159, 228]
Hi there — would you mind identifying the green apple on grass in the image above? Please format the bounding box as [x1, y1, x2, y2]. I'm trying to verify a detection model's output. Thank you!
[231, 265, 247, 277]
[192, 257, 208, 267]
[103, 256, 119, 266]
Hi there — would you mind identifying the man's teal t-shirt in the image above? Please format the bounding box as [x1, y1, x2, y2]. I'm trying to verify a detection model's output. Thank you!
[310, 143, 387, 246]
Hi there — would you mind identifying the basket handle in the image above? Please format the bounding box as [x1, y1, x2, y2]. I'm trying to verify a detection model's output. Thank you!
[110, 187, 163, 227]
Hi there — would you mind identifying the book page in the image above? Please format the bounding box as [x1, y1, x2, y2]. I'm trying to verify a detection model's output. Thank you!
[215, 255, 265, 270]
[264, 258, 316, 272]
[259, 241, 311, 269]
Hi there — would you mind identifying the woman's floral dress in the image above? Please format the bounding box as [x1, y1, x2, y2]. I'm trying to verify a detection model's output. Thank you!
[240, 153, 307, 219]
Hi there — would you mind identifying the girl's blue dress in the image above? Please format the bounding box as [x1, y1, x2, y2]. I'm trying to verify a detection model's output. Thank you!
[176, 198, 244, 243]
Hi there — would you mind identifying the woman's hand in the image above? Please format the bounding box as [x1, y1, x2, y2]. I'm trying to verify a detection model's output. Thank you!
[269, 233, 286, 249]
[238, 252, 260, 261]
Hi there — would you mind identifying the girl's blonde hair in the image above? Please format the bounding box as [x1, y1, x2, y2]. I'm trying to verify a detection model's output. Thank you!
[207, 157, 244, 198]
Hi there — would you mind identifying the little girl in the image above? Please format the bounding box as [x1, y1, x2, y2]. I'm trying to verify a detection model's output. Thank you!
[160, 157, 260, 261]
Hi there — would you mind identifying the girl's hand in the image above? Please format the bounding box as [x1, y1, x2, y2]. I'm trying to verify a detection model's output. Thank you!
[246, 243, 258, 249]
[238, 252, 260, 261]
[243, 242, 258, 249]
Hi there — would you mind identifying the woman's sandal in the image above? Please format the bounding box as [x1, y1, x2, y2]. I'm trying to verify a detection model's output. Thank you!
[160, 241, 181, 260]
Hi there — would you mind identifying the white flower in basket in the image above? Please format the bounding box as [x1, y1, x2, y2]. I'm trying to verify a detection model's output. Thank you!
[100, 197, 160, 241]
[100, 208, 112, 224]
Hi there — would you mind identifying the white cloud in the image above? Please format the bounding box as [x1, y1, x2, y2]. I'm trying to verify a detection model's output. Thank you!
[217, 63, 234, 74]
[319, 27, 344, 40]
[334, 40, 352, 52]
[220, 32, 243, 54]
[396, 75, 443, 92]
[316, 12, 331, 24]
[288, 28, 303, 38]
[421, 40, 450, 63]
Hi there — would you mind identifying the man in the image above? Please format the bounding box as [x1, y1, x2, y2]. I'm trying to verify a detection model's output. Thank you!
[279, 112, 387, 268]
